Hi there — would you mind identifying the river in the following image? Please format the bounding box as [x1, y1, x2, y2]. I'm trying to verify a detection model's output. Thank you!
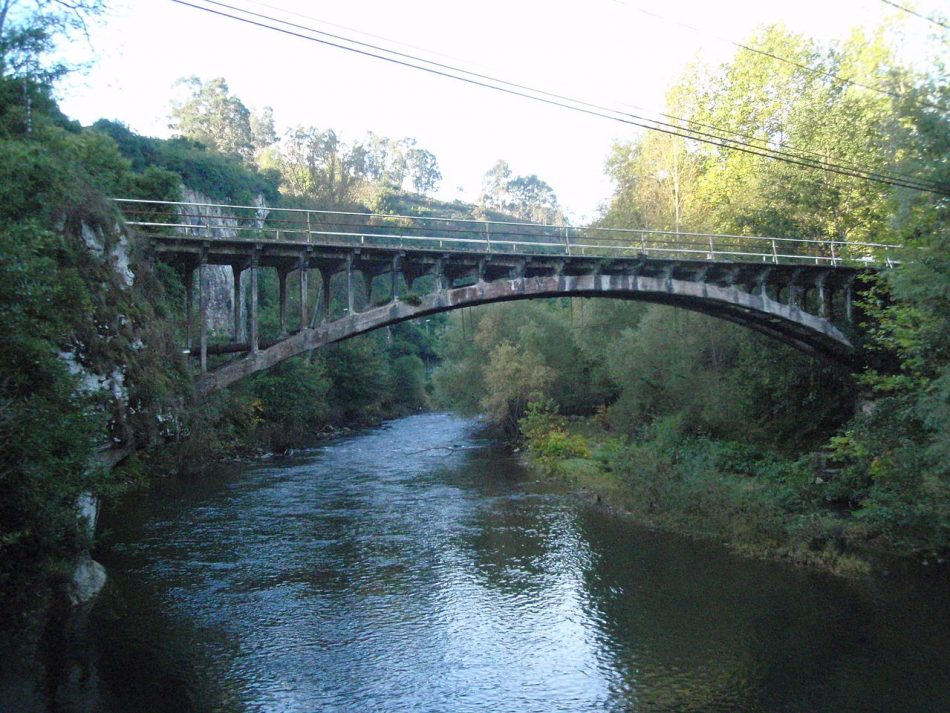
[8, 413, 950, 711]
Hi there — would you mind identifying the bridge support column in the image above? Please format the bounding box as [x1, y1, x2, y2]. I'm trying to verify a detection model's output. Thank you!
[844, 278, 854, 324]
[346, 254, 355, 316]
[391, 255, 402, 302]
[199, 251, 208, 374]
[755, 268, 771, 299]
[299, 258, 309, 330]
[231, 264, 243, 343]
[818, 275, 830, 319]
[250, 252, 259, 354]
[278, 268, 289, 337]
[184, 265, 194, 352]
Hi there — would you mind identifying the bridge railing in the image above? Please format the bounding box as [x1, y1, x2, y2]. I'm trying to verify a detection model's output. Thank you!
[113, 198, 900, 267]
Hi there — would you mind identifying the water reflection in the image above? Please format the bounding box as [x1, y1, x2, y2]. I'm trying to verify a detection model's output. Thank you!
[21, 412, 948, 712]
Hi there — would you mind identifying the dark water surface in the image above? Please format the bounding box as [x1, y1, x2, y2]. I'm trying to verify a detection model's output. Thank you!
[13, 413, 950, 711]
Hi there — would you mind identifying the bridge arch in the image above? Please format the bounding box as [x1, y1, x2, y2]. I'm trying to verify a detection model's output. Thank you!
[194, 268, 857, 395]
[117, 198, 885, 395]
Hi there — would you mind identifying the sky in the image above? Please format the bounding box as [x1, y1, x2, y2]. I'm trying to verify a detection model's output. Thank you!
[53, 0, 946, 222]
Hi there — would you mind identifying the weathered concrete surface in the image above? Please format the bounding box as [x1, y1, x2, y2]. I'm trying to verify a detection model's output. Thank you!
[196, 269, 855, 395]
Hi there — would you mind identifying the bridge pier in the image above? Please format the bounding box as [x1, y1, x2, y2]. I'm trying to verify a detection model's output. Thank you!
[299, 258, 309, 330]
[250, 252, 259, 354]
[818, 275, 830, 319]
[198, 250, 208, 374]
[844, 277, 854, 324]
[321, 269, 331, 324]
[231, 263, 243, 343]
[184, 265, 194, 352]
[346, 254, 355, 316]
[278, 267, 289, 337]
[391, 255, 402, 302]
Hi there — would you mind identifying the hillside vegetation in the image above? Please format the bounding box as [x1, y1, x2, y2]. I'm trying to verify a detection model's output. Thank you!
[433, 21, 949, 572]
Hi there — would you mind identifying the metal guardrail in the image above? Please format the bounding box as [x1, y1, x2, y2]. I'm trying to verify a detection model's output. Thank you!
[113, 198, 901, 268]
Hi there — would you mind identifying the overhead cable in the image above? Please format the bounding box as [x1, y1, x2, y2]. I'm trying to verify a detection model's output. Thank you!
[879, 0, 949, 30]
[169, 0, 949, 196]
[609, 0, 948, 113]
[230, 0, 946, 177]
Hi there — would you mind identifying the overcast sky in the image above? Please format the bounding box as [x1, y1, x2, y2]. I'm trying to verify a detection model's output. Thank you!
[55, 0, 944, 221]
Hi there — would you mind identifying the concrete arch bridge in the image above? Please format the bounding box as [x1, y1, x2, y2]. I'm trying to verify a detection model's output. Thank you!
[115, 199, 899, 395]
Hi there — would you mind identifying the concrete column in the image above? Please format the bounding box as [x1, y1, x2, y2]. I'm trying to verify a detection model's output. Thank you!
[198, 254, 208, 373]
[346, 254, 355, 315]
[391, 255, 401, 302]
[788, 283, 801, 309]
[434, 257, 445, 291]
[845, 281, 854, 324]
[322, 270, 332, 323]
[363, 271, 373, 309]
[231, 264, 243, 343]
[818, 278, 830, 319]
[299, 260, 309, 330]
[250, 253, 259, 354]
[184, 265, 194, 352]
[278, 268, 289, 337]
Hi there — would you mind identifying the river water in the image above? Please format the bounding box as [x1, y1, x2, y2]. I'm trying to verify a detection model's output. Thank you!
[12, 413, 950, 711]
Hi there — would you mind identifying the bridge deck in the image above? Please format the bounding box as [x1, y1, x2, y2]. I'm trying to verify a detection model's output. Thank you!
[114, 199, 896, 391]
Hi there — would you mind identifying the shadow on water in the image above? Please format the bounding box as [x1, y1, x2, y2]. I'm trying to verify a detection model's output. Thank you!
[5, 413, 950, 712]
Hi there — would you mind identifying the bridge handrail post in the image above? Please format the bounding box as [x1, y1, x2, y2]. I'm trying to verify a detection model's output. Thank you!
[708, 234, 716, 261]
[564, 226, 571, 256]
[306, 211, 313, 243]
[771, 239, 779, 264]
[485, 221, 491, 253]
[830, 241, 838, 267]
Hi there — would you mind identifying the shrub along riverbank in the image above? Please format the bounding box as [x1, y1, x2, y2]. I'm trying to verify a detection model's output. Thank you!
[521, 405, 876, 577]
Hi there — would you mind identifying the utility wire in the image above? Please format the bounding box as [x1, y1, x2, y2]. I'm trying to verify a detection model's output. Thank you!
[169, 0, 949, 196]
[879, 0, 949, 29]
[609, 0, 948, 113]
[174, 0, 946, 194]
[224, 0, 938, 181]
[184, 0, 946, 193]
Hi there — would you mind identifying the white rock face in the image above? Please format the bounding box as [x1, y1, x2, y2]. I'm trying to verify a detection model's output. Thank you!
[67, 556, 107, 606]
[112, 233, 135, 286]
[80, 223, 104, 257]
[59, 350, 127, 401]
[177, 188, 271, 338]
[76, 492, 99, 539]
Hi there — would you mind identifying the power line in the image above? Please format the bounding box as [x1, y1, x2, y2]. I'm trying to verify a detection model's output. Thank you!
[173, 0, 947, 195]
[182, 0, 947, 193]
[169, 0, 949, 196]
[224, 0, 944, 180]
[273, 1, 947, 194]
[609, 0, 948, 113]
[879, 0, 949, 30]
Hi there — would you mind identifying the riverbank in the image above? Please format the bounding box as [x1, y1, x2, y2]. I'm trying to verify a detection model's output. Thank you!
[521, 413, 899, 578]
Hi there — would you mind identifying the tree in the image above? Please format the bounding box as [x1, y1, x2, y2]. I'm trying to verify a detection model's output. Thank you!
[279, 126, 365, 206]
[170, 77, 255, 161]
[0, 0, 104, 79]
[407, 146, 441, 194]
[480, 341, 553, 438]
[250, 106, 276, 152]
[479, 159, 563, 223]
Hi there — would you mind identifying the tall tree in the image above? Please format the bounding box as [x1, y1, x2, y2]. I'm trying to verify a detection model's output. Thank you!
[170, 77, 255, 161]
[480, 159, 563, 223]
[0, 0, 103, 79]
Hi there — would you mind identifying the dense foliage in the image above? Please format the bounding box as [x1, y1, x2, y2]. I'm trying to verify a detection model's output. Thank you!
[434, 20, 949, 568]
